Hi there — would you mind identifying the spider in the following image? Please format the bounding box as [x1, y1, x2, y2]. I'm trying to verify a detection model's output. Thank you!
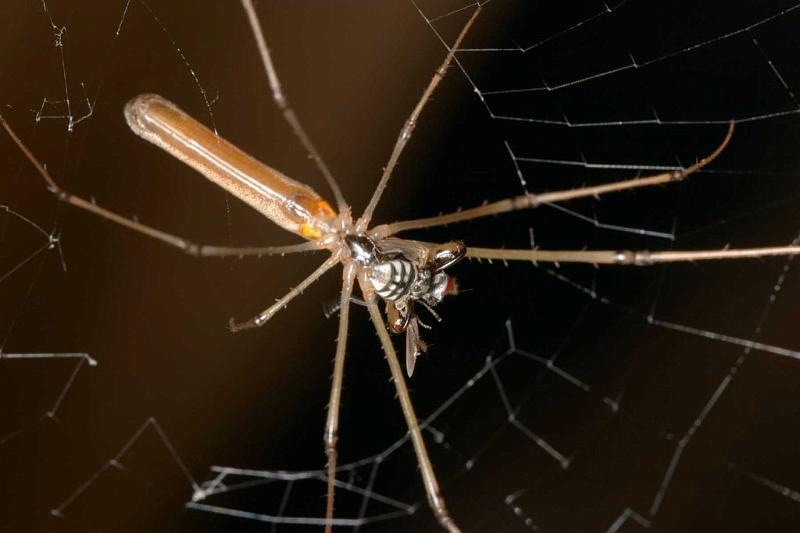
[3, 1, 800, 531]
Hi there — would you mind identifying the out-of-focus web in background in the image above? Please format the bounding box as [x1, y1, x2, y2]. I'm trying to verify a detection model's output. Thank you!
[2, 0, 800, 531]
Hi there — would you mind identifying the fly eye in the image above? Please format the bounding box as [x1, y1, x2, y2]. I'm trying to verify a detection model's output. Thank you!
[431, 242, 466, 271]
[425, 272, 451, 304]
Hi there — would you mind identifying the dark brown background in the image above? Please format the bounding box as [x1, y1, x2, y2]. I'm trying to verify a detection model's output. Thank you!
[1, 1, 800, 532]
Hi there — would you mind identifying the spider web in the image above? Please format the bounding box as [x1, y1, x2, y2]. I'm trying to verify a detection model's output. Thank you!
[2, 0, 800, 531]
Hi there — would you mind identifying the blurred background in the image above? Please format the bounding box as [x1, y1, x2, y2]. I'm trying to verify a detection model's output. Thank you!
[1, 1, 800, 531]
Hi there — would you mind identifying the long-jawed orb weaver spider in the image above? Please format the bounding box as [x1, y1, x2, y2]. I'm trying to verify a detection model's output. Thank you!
[3, 2, 800, 531]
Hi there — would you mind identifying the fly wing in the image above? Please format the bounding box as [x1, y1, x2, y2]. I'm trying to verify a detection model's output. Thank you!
[378, 238, 430, 265]
[405, 318, 428, 377]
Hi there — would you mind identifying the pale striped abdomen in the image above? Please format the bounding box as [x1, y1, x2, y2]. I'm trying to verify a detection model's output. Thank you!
[368, 259, 417, 301]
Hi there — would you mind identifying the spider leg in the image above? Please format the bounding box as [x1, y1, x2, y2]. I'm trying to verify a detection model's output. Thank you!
[357, 6, 481, 230]
[360, 276, 461, 533]
[372, 122, 734, 238]
[466, 244, 800, 265]
[197, 241, 321, 258]
[323, 265, 356, 533]
[0, 114, 315, 259]
[228, 256, 338, 332]
[240, 0, 348, 213]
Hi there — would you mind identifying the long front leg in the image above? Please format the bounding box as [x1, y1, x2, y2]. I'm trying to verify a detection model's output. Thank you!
[467, 244, 800, 265]
[371, 122, 734, 238]
[359, 276, 461, 533]
[0, 114, 316, 259]
[323, 265, 356, 533]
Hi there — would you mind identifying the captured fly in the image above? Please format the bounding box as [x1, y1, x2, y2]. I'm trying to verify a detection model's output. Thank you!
[345, 235, 465, 376]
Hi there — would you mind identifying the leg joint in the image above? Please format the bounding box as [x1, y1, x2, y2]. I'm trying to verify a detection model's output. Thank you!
[670, 170, 685, 181]
[323, 429, 338, 453]
[431, 499, 460, 533]
[515, 193, 539, 210]
[613, 250, 636, 265]
[613, 250, 653, 266]
[52, 188, 68, 201]
[183, 243, 201, 256]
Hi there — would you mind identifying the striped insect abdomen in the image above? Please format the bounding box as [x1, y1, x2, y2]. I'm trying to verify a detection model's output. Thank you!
[367, 259, 416, 301]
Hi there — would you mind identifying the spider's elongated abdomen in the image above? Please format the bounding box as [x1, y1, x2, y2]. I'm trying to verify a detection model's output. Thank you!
[125, 94, 336, 240]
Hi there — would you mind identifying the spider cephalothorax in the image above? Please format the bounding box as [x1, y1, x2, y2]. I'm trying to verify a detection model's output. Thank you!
[344, 234, 465, 375]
